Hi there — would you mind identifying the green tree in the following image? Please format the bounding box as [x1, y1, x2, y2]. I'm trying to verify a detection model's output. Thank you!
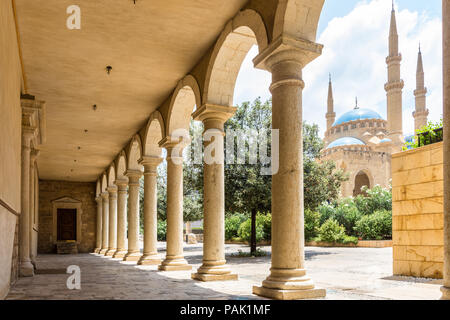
[223, 98, 347, 253]
[224, 98, 272, 255]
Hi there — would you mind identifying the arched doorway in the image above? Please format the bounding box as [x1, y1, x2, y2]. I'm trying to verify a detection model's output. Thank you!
[353, 171, 371, 197]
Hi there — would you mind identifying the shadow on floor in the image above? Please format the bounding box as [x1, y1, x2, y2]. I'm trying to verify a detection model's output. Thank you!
[7, 253, 260, 300]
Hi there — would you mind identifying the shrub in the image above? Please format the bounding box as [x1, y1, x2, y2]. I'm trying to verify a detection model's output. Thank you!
[342, 235, 359, 245]
[354, 185, 392, 215]
[225, 213, 248, 240]
[157, 220, 167, 241]
[354, 210, 392, 240]
[333, 199, 362, 236]
[305, 209, 320, 241]
[238, 215, 265, 243]
[318, 218, 346, 243]
[403, 119, 443, 150]
[257, 213, 271, 240]
[317, 202, 336, 225]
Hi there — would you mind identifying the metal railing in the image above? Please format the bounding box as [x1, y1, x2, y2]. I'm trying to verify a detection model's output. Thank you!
[417, 127, 443, 147]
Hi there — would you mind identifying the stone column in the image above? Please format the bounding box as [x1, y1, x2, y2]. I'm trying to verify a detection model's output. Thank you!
[105, 186, 118, 256]
[113, 179, 128, 258]
[158, 138, 191, 271]
[123, 170, 142, 261]
[94, 196, 103, 253]
[252, 40, 326, 299]
[19, 128, 36, 277]
[138, 157, 163, 265]
[441, 0, 450, 301]
[99, 192, 109, 255]
[191, 104, 237, 281]
[29, 149, 39, 266]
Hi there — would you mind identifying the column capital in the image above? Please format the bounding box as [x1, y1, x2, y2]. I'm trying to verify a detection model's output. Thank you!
[114, 178, 129, 191]
[95, 196, 103, 203]
[158, 135, 191, 150]
[159, 136, 190, 160]
[101, 191, 109, 200]
[192, 104, 237, 126]
[126, 170, 143, 185]
[138, 156, 163, 169]
[107, 185, 118, 194]
[253, 35, 323, 71]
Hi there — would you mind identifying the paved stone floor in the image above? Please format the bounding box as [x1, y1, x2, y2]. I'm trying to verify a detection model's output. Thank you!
[6, 243, 443, 300]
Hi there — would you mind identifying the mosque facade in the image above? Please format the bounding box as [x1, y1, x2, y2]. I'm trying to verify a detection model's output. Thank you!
[321, 6, 430, 197]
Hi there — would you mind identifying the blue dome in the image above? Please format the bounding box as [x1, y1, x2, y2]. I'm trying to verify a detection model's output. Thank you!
[333, 108, 384, 126]
[380, 138, 392, 143]
[326, 137, 366, 149]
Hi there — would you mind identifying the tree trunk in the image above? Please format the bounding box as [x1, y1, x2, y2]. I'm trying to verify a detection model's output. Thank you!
[250, 209, 257, 255]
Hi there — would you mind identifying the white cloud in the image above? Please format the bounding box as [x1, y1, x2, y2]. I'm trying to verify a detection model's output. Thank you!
[234, 0, 443, 137]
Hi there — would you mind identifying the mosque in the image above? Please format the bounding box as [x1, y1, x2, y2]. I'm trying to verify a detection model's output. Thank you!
[321, 6, 430, 197]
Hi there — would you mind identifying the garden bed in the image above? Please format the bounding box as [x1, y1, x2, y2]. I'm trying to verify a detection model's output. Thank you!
[306, 240, 392, 248]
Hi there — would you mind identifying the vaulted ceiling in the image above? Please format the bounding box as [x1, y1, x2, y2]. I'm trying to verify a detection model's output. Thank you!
[14, 0, 247, 181]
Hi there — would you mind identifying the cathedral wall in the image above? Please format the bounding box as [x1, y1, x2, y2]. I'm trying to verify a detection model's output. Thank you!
[392, 142, 443, 279]
[0, 0, 23, 299]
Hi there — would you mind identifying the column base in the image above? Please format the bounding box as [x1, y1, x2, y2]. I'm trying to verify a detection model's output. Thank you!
[158, 257, 191, 271]
[192, 262, 237, 281]
[253, 286, 326, 300]
[253, 268, 326, 299]
[19, 262, 34, 277]
[99, 248, 108, 255]
[105, 249, 117, 257]
[440, 286, 450, 300]
[112, 250, 127, 259]
[123, 251, 142, 262]
[94, 248, 101, 254]
[158, 264, 192, 271]
[137, 254, 161, 265]
[192, 273, 238, 282]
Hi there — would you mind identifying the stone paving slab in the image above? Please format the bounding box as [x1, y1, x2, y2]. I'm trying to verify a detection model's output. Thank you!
[6, 243, 443, 300]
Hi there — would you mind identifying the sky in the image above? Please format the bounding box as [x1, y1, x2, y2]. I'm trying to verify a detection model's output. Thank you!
[233, 0, 443, 137]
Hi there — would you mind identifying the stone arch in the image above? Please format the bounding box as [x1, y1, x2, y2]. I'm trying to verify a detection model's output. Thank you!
[143, 111, 165, 157]
[203, 9, 269, 106]
[107, 163, 116, 187]
[115, 150, 128, 179]
[101, 172, 108, 193]
[166, 75, 202, 136]
[126, 134, 143, 171]
[353, 169, 373, 197]
[273, 0, 325, 42]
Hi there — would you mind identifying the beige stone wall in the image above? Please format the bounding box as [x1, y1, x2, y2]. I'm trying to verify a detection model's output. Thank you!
[38, 181, 97, 253]
[0, 0, 23, 299]
[392, 142, 444, 279]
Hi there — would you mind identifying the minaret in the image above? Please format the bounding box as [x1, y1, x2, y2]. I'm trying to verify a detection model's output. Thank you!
[326, 74, 336, 130]
[384, 2, 404, 152]
[413, 44, 429, 131]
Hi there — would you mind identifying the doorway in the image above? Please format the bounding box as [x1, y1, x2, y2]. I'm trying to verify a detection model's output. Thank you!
[57, 208, 77, 241]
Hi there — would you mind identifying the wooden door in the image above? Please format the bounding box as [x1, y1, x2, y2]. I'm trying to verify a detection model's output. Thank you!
[57, 208, 77, 241]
